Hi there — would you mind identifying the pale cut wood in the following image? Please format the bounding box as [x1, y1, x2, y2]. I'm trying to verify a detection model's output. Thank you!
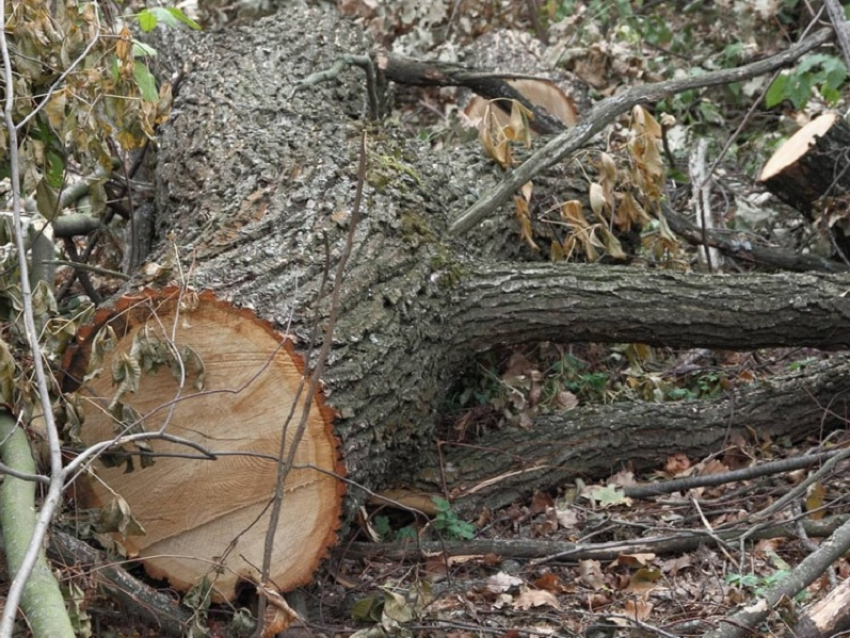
[758, 112, 850, 257]
[758, 113, 850, 216]
[794, 576, 850, 638]
[65, 288, 343, 600]
[759, 113, 838, 185]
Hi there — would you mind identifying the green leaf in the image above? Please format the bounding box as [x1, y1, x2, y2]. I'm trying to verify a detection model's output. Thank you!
[166, 7, 202, 30]
[137, 9, 157, 32]
[147, 7, 202, 30]
[132, 40, 157, 58]
[134, 61, 158, 102]
[765, 74, 788, 108]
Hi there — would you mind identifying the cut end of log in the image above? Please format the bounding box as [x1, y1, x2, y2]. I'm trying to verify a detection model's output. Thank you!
[759, 113, 839, 183]
[64, 288, 344, 600]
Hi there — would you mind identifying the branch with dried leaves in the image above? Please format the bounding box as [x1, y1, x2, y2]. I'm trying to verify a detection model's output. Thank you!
[449, 27, 835, 235]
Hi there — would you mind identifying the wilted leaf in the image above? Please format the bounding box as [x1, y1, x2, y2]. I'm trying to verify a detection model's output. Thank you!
[599, 227, 627, 260]
[0, 338, 17, 404]
[35, 178, 60, 220]
[44, 89, 67, 129]
[806, 482, 826, 519]
[381, 589, 414, 624]
[627, 567, 662, 595]
[97, 494, 146, 538]
[505, 100, 532, 146]
[486, 572, 523, 593]
[578, 559, 606, 590]
[515, 196, 539, 251]
[351, 593, 384, 622]
[513, 587, 561, 611]
[583, 484, 632, 508]
[623, 598, 653, 621]
[554, 505, 580, 528]
[589, 182, 608, 218]
[533, 573, 563, 592]
[664, 453, 691, 475]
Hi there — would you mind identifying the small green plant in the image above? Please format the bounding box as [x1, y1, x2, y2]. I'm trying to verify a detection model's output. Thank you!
[725, 571, 786, 598]
[787, 357, 819, 371]
[372, 515, 417, 542]
[766, 54, 848, 110]
[549, 353, 610, 402]
[726, 569, 809, 602]
[431, 498, 476, 540]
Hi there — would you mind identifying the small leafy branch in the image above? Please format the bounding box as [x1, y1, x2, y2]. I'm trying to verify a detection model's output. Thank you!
[766, 53, 848, 109]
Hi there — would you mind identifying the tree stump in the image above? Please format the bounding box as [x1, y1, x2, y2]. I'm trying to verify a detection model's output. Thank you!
[759, 112, 850, 256]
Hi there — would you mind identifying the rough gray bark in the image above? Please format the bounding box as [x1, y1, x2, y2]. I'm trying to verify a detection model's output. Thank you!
[144, 3, 850, 516]
[423, 356, 850, 513]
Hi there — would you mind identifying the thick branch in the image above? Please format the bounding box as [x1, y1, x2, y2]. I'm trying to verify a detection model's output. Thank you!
[451, 263, 850, 352]
[420, 356, 850, 513]
[0, 411, 74, 638]
[450, 28, 835, 234]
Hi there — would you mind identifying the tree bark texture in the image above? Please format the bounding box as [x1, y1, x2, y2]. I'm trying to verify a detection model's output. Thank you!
[141, 3, 850, 501]
[69, 3, 850, 593]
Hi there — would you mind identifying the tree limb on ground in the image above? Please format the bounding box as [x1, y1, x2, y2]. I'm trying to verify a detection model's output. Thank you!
[342, 516, 848, 563]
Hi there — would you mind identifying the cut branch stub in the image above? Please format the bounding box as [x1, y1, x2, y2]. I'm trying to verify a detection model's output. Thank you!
[759, 112, 850, 258]
[64, 288, 344, 600]
[758, 113, 850, 216]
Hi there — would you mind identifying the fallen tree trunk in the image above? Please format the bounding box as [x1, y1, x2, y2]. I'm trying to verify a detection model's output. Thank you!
[63, 4, 850, 599]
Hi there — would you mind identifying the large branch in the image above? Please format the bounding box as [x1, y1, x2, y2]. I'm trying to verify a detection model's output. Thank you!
[450, 263, 850, 352]
[417, 356, 850, 513]
[450, 28, 835, 234]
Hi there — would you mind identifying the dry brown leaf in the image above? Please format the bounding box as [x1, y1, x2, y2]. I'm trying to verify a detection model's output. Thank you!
[486, 572, 523, 593]
[608, 469, 637, 488]
[623, 598, 653, 621]
[464, 79, 578, 130]
[258, 585, 300, 638]
[626, 567, 662, 595]
[616, 553, 656, 568]
[664, 453, 691, 475]
[514, 196, 539, 251]
[700, 458, 730, 475]
[806, 482, 826, 519]
[588, 182, 607, 218]
[660, 554, 693, 576]
[513, 587, 561, 611]
[552, 390, 578, 410]
[754, 538, 782, 557]
[533, 573, 563, 593]
[505, 100, 532, 146]
[579, 559, 606, 590]
[554, 505, 580, 529]
[530, 491, 555, 513]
